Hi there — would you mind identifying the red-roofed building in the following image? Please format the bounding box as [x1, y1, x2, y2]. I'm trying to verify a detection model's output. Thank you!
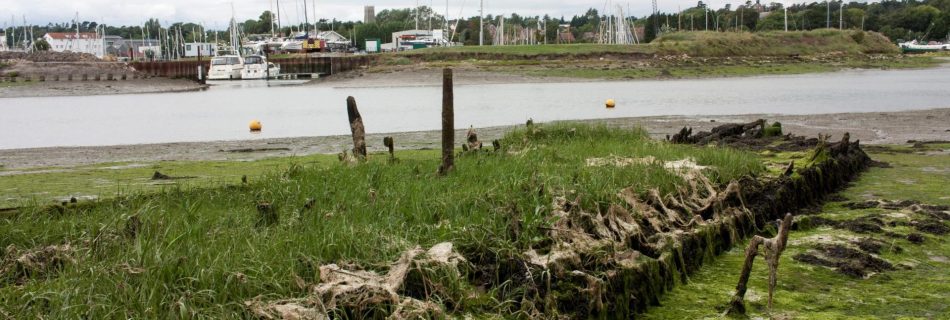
[43, 32, 105, 57]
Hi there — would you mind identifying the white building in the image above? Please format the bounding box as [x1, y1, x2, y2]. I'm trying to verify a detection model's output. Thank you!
[388, 30, 447, 50]
[44, 32, 105, 57]
[183, 43, 214, 57]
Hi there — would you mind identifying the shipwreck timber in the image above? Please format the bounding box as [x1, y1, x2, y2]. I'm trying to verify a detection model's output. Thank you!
[247, 121, 872, 319]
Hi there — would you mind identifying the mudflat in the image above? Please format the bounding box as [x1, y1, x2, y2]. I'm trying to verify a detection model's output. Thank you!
[1, 108, 947, 170]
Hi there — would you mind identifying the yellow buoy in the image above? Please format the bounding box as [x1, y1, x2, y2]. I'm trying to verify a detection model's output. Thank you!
[249, 120, 262, 132]
[605, 99, 616, 109]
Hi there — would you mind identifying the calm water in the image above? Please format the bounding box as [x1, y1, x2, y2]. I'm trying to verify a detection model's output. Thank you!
[2, 66, 949, 150]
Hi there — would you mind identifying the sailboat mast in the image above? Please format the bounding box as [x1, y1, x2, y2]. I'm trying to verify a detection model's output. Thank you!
[276, 0, 282, 36]
[270, 0, 275, 37]
[479, 0, 483, 46]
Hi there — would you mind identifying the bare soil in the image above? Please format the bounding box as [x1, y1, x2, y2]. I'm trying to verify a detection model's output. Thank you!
[0, 78, 208, 98]
[311, 67, 591, 88]
[1, 108, 947, 170]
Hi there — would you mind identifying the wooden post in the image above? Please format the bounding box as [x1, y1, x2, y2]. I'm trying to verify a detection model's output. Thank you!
[383, 136, 395, 160]
[729, 213, 794, 314]
[346, 96, 367, 160]
[439, 68, 455, 175]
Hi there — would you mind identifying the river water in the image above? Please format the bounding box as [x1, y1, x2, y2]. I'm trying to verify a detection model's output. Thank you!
[1, 66, 949, 150]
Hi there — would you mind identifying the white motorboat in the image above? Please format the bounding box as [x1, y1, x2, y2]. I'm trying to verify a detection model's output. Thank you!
[208, 55, 244, 80]
[241, 55, 280, 80]
[280, 40, 304, 52]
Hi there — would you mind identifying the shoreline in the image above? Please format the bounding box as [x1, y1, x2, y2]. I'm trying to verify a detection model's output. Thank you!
[0, 78, 209, 98]
[3, 57, 945, 98]
[2, 108, 948, 170]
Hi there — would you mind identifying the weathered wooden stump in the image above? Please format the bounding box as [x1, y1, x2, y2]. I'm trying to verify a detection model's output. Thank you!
[438, 68, 455, 175]
[383, 136, 395, 159]
[256, 202, 278, 227]
[125, 215, 142, 239]
[346, 96, 367, 160]
[465, 126, 483, 151]
[728, 213, 794, 314]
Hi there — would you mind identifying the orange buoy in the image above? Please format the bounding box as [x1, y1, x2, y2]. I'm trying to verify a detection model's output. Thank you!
[249, 120, 262, 132]
[606, 99, 616, 109]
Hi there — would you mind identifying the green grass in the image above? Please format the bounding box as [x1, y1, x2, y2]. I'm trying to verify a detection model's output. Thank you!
[0, 123, 765, 318]
[1, 154, 348, 208]
[641, 144, 950, 319]
[405, 43, 656, 57]
[0, 81, 32, 89]
[488, 57, 942, 80]
[402, 29, 898, 59]
[376, 30, 942, 81]
[653, 29, 899, 57]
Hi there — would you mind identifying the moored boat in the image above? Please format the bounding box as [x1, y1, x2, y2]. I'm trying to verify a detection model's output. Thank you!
[208, 55, 244, 80]
[899, 40, 949, 54]
[241, 55, 280, 80]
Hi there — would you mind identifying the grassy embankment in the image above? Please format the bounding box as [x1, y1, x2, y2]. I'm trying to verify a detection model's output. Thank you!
[378, 29, 942, 79]
[0, 124, 765, 318]
[0, 63, 31, 89]
[642, 142, 950, 319]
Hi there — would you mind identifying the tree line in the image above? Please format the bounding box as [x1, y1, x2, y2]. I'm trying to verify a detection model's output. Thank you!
[5, 0, 949, 50]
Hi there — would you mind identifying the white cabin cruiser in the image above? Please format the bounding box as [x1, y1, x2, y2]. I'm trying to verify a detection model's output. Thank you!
[241, 55, 280, 80]
[208, 55, 245, 80]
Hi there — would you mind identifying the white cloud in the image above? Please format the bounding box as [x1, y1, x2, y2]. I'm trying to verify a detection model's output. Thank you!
[4, 0, 801, 28]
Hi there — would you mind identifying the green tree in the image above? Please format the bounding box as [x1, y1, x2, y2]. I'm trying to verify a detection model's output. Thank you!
[33, 38, 51, 51]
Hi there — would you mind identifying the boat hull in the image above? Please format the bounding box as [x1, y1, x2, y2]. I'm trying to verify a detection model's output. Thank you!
[208, 66, 243, 80]
[241, 66, 281, 80]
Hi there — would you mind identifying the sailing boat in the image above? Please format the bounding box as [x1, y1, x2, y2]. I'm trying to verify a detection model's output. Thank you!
[899, 40, 949, 53]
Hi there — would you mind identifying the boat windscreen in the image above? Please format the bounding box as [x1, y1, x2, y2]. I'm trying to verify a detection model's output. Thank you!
[211, 58, 228, 66]
[245, 56, 263, 64]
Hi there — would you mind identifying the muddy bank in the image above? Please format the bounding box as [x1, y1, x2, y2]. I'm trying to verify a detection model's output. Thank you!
[1, 51, 207, 98]
[1, 108, 947, 170]
[311, 67, 594, 88]
[0, 78, 208, 98]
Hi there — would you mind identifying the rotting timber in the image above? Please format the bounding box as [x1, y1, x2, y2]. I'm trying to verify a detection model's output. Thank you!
[506, 121, 871, 318]
[248, 120, 872, 319]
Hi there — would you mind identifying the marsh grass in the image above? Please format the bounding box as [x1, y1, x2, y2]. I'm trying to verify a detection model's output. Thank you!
[0, 123, 764, 318]
[404, 30, 898, 59]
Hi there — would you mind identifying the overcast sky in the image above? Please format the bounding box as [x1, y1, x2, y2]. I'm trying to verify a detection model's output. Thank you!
[6, 0, 807, 28]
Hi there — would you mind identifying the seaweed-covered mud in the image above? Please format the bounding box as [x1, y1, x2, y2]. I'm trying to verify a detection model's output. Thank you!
[793, 199, 950, 278]
[247, 120, 871, 318]
[640, 138, 950, 319]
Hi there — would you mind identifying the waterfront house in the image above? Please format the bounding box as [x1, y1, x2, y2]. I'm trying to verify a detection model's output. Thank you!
[43, 32, 105, 57]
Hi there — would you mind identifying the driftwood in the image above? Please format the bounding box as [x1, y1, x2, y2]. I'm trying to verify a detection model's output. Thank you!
[728, 213, 794, 314]
[464, 126, 482, 152]
[670, 119, 767, 145]
[438, 68, 454, 175]
[346, 96, 367, 160]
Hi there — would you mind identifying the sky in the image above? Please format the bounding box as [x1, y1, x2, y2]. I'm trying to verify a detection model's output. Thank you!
[6, 0, 803, 28]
